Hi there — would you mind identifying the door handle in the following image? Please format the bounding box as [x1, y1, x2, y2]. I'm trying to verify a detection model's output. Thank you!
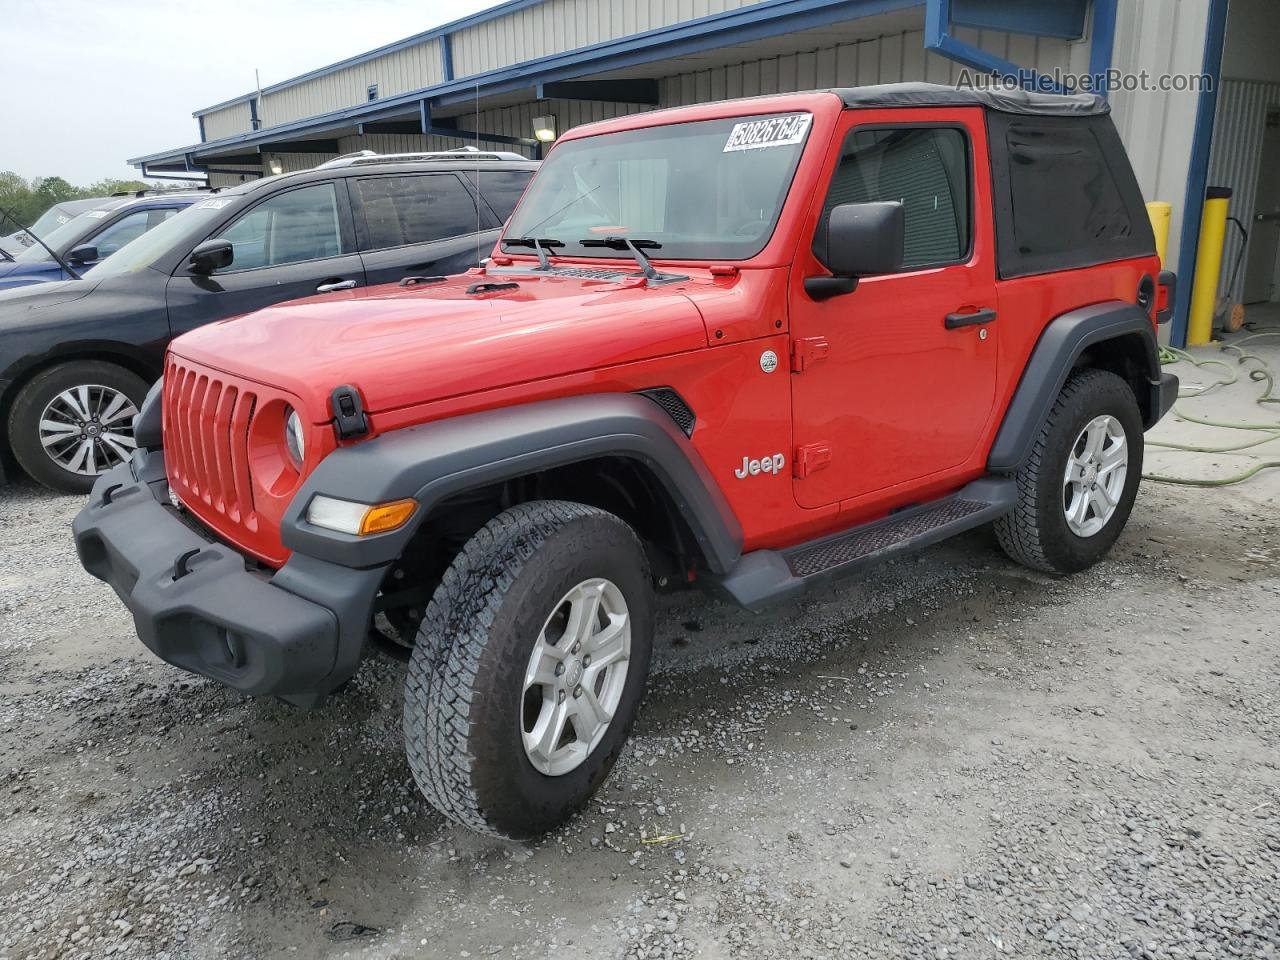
[944, 306, 997, 329]
[316, 279, 357, 293]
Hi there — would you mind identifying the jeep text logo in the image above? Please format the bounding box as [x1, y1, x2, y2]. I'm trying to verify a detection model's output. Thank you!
[735, 453, 786, 479]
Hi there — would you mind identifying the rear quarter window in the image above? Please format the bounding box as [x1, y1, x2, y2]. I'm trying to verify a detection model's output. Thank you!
[989, 114, 1154, 278]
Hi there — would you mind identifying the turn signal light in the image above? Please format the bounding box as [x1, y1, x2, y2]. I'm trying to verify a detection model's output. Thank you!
[307, 495, 418, 536]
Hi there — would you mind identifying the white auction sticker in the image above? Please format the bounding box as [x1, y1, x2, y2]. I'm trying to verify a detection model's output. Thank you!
[196, 197, 234, 210]
[85, 210, 109, 219]
[723, 114, 812, 153]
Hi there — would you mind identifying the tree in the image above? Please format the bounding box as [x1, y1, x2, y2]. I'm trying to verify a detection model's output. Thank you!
[0, 171, 169, 233]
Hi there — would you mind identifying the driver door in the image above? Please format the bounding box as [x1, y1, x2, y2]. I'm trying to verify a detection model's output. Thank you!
[166, 181, 365, 337]
[789, 110, 999, 509]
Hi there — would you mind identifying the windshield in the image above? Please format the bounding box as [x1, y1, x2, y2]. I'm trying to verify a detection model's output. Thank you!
[504, 113, 811, 261]
[26, 204, 78, 237]
[84, 197, 234, 279]
[13, 209, 108, 263]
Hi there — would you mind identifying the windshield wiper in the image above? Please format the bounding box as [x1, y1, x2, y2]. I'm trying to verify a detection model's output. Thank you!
[578, 237, 686, 285]
[0, 206, 81, 280]
[501, 237, 564, 270]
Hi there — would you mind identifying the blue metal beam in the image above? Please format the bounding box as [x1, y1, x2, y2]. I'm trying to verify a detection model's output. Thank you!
[924, 0, 1066, 93]
[536, 79, 661, 104]
[440, 34, 455, 82]
[949, 0, 1088, 40]
[1170, 0, 1231, 348]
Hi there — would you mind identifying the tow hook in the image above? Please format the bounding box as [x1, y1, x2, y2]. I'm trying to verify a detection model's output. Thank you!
[172, 548, 201, 581]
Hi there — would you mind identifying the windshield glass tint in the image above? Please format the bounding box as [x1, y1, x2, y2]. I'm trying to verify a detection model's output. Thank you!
[85, 199, 232, 279]
[504, 113, 812, 261]
[14, 210, 106, 263]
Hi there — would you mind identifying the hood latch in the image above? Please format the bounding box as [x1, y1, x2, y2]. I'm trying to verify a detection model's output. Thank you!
[330, 384, 369, 440]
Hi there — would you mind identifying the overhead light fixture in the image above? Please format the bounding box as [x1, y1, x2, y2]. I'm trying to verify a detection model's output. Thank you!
[267, 157, 283, 175]
[532, 115, 557, 143]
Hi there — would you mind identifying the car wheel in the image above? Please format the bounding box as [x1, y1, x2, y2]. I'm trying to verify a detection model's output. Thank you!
[8, 361, 148, 494]
[995, 369, 1144, 574]
[404, 500, 654, 839]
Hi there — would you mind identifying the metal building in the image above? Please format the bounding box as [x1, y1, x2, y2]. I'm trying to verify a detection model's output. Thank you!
[131, 0, 1274, 345]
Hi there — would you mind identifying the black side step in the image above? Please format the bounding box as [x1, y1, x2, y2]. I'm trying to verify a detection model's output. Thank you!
[709, 477, 1015, 611]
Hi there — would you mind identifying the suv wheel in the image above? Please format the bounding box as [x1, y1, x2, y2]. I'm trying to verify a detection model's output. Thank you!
[8, 361, 148, 494]
[404, 500, 654, 839]
[995, 369, 1144, 574]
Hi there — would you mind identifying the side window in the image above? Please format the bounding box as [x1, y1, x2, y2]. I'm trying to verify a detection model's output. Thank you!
[821, 127, 970, 269]
[91, 210, 158, 259]
[1000, 120, 1136, 273]
[475, 170, 535, 221]
[211, 183, 345, 272]
[354, 174, 478, 250]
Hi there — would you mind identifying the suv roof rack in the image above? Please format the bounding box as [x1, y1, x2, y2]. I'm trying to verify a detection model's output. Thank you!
[111, 186, 222, 198]
[317, 146, 530, 169]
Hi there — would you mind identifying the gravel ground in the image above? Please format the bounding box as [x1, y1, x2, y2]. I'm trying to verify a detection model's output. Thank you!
[2, 364, 1278, 960]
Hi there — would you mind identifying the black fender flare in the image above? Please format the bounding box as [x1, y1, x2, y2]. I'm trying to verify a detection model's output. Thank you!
[281, 393, 744, 573]
[987, 301, 1162, 472]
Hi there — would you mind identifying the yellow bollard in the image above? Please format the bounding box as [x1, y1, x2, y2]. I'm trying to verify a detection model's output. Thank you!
[1146, 201, 1172, 267]
[1187, 187, 1232, 346]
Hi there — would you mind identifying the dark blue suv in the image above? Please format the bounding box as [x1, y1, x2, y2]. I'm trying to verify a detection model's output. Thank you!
[0, 192, 206, 290]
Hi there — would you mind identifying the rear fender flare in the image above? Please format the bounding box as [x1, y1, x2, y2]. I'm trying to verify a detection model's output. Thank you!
[988, 301, 1159, 472]
[281, 393, 744, 573]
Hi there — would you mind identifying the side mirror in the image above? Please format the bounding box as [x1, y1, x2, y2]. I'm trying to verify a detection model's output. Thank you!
[188, 239, 234, 275]
[68, 244, 98, 265]
[807, 201, 905, 300]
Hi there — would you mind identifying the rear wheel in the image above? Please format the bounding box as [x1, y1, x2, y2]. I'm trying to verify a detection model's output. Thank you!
[7, 361, 147, 494]
[403, 500, 653, 839]
[995, 369, 1144, 574]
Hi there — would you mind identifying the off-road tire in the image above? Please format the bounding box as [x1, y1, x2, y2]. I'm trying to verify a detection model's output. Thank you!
[8, 361, 148, 494]
[994, 369, 1144, 574]
[404, 500, 654, 839]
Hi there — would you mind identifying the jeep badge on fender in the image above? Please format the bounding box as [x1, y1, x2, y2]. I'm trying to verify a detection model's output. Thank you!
[74, 83, 1176, 842]
[736, 453, 787, 478]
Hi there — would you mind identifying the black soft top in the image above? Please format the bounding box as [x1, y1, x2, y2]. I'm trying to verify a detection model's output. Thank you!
[835, 82, 1108, 117]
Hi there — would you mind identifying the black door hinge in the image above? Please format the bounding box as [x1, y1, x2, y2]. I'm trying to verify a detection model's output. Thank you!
[330, 384, 369, 439]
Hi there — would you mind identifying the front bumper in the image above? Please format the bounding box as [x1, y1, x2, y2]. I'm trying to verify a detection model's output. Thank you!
[72, 452, 387, 706]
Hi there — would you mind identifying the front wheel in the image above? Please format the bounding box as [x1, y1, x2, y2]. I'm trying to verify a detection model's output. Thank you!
[404, 500, 654, 839]
[995, 369, 1144, 574]
[7, 361, 148, 494]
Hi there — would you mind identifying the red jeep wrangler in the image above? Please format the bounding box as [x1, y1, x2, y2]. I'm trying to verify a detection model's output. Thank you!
[74, 83, 1177, 838]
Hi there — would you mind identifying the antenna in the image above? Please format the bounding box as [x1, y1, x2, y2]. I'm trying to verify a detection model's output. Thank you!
[474, 82, 482, 268]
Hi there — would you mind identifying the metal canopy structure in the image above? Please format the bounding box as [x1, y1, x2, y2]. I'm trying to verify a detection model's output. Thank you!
[131, 0, 1116, 179]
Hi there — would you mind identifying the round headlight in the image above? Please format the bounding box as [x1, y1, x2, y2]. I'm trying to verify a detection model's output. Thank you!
[284, 407, 305, 466]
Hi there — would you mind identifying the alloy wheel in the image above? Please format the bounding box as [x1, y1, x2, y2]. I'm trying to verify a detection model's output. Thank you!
[1062, 414, 1128, 538]
[521, 578, 631, 776]
[38, 384, 138, 476]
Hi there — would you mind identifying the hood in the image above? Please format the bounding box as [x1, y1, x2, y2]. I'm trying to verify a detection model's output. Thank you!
[0, 277, 99, 312]
[170, 272, 714, 419]
[0, 261, 66, 289]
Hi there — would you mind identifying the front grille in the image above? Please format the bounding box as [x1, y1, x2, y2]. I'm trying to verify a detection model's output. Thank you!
[164, 358, 259, 535]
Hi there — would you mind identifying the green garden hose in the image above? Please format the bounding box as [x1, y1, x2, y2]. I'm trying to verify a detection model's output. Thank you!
[1144, 342, 1280, 487]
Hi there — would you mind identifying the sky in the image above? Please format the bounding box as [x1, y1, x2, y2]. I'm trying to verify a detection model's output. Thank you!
[0, 0, 498, 185]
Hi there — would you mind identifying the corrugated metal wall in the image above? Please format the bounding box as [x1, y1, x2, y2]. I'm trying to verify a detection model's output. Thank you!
[1108, 0, 1210, 276]
[202, 102, 254, 141]
[261, 42, 445, 128]
[1206, 79, 1280, 302]
[451, 0, 762, 78]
